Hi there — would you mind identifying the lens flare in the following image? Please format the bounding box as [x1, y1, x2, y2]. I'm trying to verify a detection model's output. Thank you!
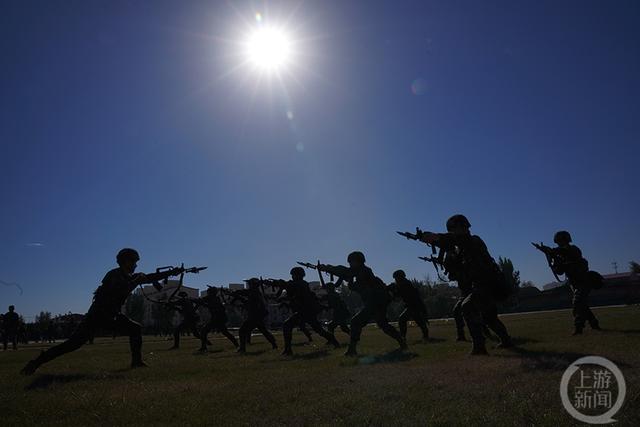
[245, 27, 292, 72]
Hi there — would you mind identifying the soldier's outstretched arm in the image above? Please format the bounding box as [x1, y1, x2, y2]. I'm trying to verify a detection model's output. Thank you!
[417, 231, 442, 245]
[317, 264, 352, 280]
[134, 267, 184, 286]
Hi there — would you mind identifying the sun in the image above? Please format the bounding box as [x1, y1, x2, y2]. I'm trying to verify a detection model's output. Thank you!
[244, 26, 292, 72]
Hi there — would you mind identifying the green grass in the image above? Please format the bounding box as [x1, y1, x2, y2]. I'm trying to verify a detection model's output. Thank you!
[1, 306, 639, 426]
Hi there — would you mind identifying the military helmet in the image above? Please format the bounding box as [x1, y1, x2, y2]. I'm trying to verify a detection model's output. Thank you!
[393, 269, 406, 280]
[446, 214, 471, 231]
[554, 231, 572, 244]
[116, 248, 140, 264]
[347, 251, 366, 264]
[290, 267, 305, 278]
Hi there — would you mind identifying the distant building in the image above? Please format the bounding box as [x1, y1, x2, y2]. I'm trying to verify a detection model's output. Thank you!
[516, 272, 640, 312]
[228, 283, 246, 291]
[542, 281, 564, 291]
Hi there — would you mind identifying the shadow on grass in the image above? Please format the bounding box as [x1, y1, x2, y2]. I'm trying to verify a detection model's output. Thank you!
[294, 349, 330, 360]
[192, 349, 224, 356]
[496, 347, 632, 371]
[25, 372, 124, 391]
[26, 374, 89, 390]
[356, 349, 419, 366]
[612, 329, 640, 335]
[510, 336, 541, 346]
[424, 337, 447, 344]
[498, 349, 589, 371]
[258, 349, 332, 363]
[243, 349, 270, 356]
[292, 342, 314, 347]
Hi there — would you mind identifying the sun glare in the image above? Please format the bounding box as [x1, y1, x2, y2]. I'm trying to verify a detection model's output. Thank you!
[245, 26, 292, 72]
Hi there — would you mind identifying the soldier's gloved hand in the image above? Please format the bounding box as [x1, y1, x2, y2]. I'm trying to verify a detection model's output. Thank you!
[169, 267, 184, 276]
[419, 232, 438, 244]
[133, 273, 148, 284]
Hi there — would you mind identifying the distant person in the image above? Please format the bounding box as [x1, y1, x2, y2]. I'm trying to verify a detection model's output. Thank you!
[535, 231, 601, 335]
[230, 278, 278, 353]
[271, 267, 340, 356]
[275, 298, 315, 344]
[322, 279, 351, 336]
[417, 215, 513, 354]
[20, 248, 184, 375]
[3, 305, 20, 350]
[45, 320, 56, 343]
[166, 292, 201, 350]
[196, 287, 238, 352]
[388, 270, 429, 342]
[318, 252, 407, 356]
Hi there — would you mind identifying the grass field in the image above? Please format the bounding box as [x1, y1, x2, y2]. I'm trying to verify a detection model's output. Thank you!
[1, 306, 639, 426]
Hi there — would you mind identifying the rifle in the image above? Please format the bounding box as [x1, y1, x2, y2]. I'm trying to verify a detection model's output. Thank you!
[140, 264, 208, 304]
[398, 227, 443, 278]
[296, 261, 318, 270]
[396, 227, 426, 241]
[532, 242, 562, 282]
[397, 227, 438, 253]
[315, 264, 354, 286]
[418, 255, 448, 282]
[297, 260, 335, 282]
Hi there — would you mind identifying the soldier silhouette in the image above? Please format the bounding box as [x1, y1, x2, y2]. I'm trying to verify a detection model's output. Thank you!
[318, 252, 406, 356]
[388, 270, 429, 342]
[196, 286, 238, 352]
[20, 248, 184, 375]
[417, 215, 513, 355]
[2, 305, 20, 350]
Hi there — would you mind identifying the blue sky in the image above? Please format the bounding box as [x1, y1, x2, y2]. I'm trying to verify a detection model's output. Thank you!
[1, 1, 639, 318]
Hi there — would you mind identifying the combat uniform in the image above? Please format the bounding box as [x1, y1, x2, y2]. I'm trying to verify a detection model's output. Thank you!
[167, 296, 201, 349]
[2, 310, 19, 350]
[197, 291, 238, 351]
[435, 233, 512, 353]
[233, 286, 278, 353]
[322, 264, 405, 355]
[21, 267, 177, 374]
[277, 279, 339, 355]
[551, 245, 600, 333]
[325, 284, 351, 335]
[388, 277, 429, 340]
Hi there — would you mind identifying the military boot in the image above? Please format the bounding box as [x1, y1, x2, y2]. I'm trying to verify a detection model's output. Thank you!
[344, 342, 358, 357]
[470, 342, 489, 355]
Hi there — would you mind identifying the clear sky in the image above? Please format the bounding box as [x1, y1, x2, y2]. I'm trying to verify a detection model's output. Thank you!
[1, 1, 639, 319]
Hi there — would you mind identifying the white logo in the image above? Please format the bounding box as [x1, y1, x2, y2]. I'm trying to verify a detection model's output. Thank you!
[560, 356, 626, 424]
